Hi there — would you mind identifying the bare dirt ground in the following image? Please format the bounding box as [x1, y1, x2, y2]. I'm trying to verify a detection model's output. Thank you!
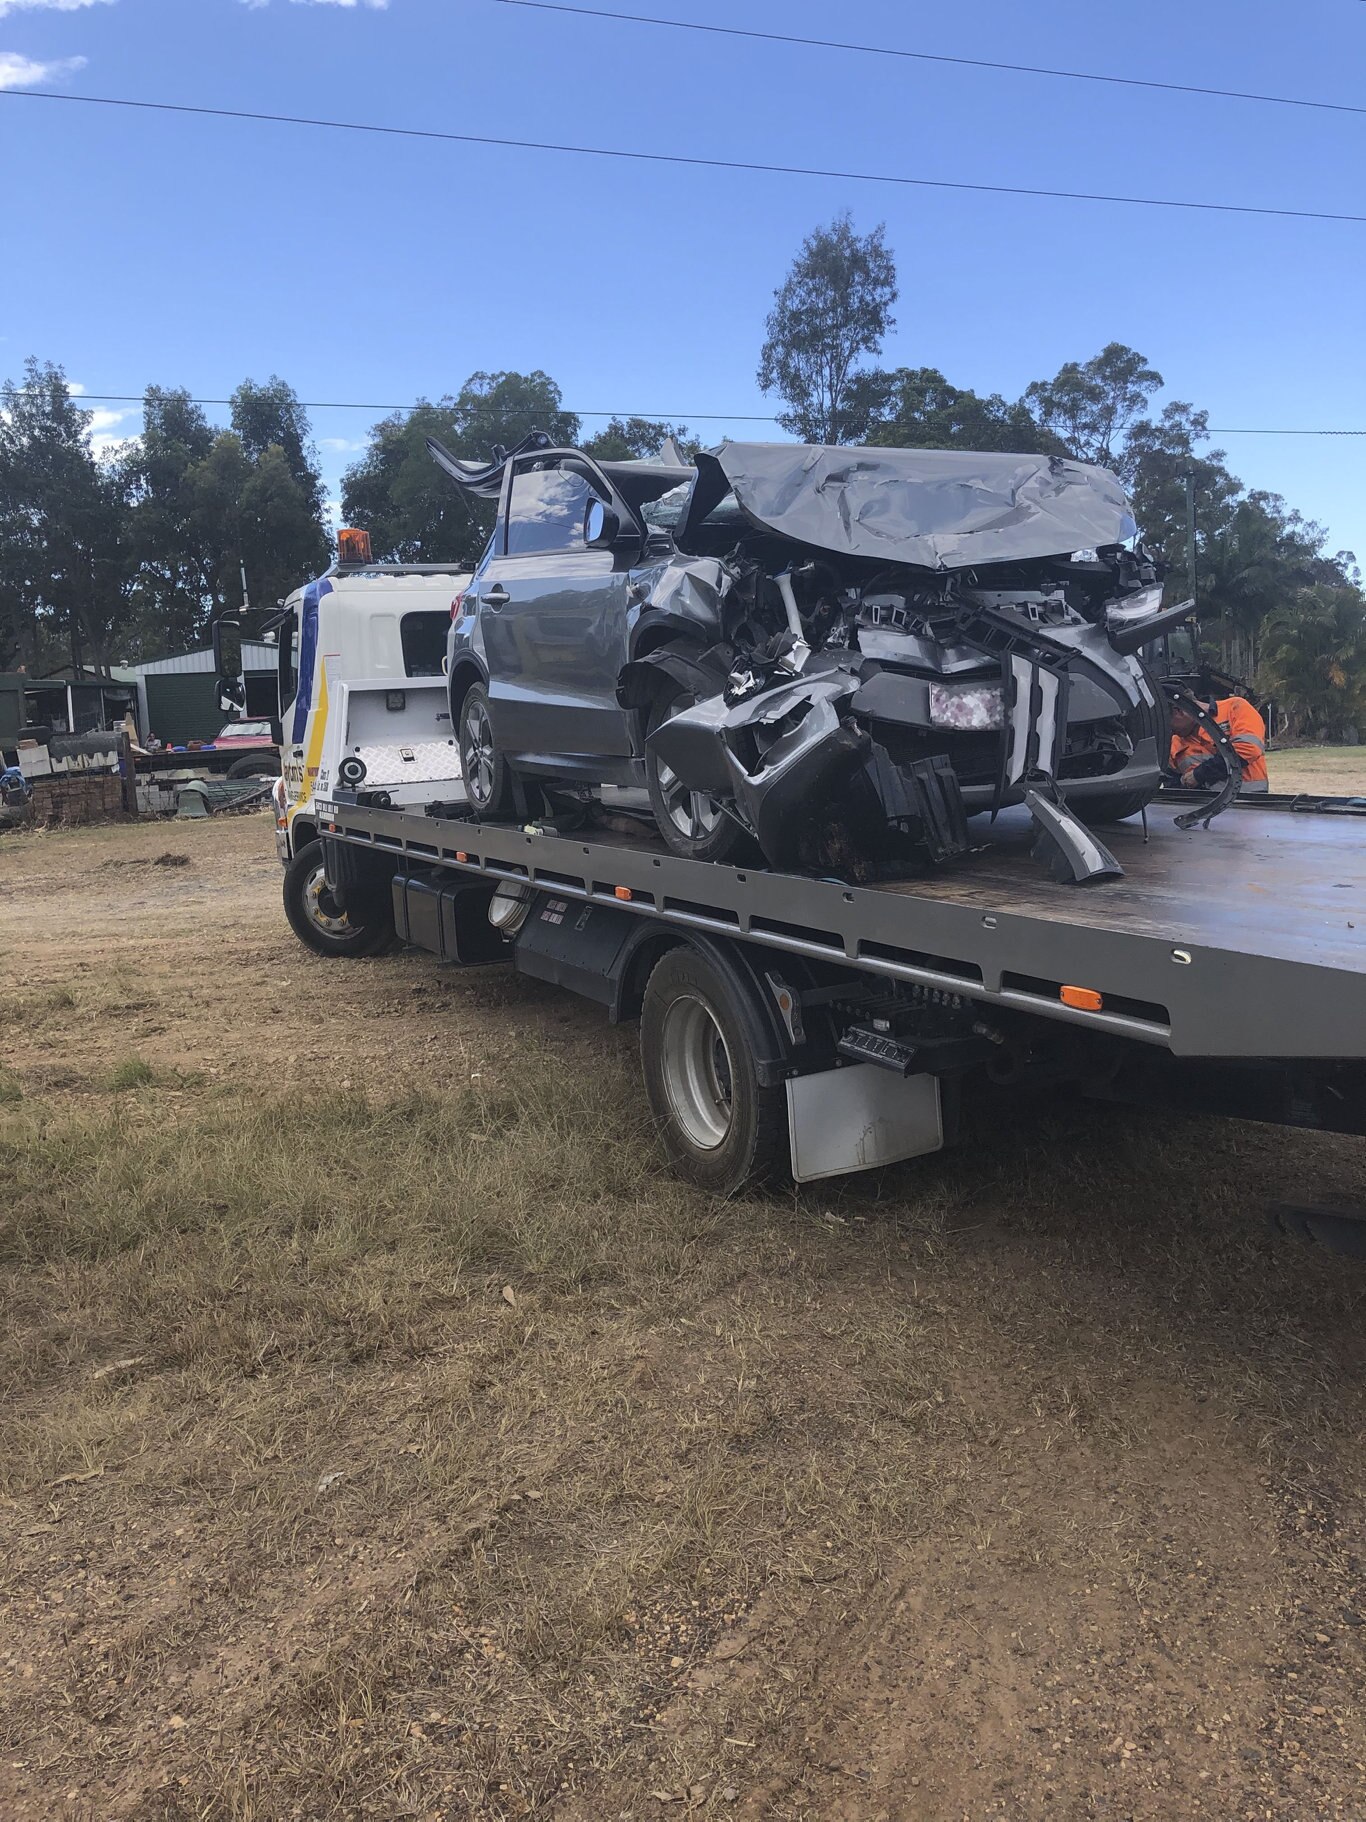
[3, 811, 1366, 1822]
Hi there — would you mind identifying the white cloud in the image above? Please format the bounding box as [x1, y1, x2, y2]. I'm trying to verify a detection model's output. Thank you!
[0, 0, 111, 14]
[0, 49, 86, 86]
[318, 435, 365, 453]
[85, 403, 136, 461]
[90, 434, 135, 461]
[239, 1, 391, 10]
[0, 0, 112, 16]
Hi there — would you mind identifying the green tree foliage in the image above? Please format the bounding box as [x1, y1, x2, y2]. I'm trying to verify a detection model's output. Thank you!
[0, 362, 330, 671]
[117, 380, 329, 652]
[342, 371, 579, 567]
[757, 214, 898, 443]
[226, 378, 328, 620]
[1024, 343, 1163, 473]
[230, 376, 325, 515]
[0, 359, 131, 673]
[1118, 394, 1355, 681]
[1198, 495, 1323, 678]
[1123, 401, 1240, 580]
[581, 417, 690, 461]
[1259, 583, 1366, 740]
[186, 433, 328, 629]
[862, 367, 1061, 454]
[121, 387, 217, 655]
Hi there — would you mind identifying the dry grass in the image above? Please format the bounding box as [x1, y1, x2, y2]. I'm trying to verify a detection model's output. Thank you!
[3, 815, 1366, 1820]
[1269, 744, 1366, 795]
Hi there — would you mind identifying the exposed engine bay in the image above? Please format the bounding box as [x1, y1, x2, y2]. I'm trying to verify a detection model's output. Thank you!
[623, 444, 1188, 883]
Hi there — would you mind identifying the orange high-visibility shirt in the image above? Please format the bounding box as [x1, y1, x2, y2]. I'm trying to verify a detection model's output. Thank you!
[1170, 695, 1268, 785]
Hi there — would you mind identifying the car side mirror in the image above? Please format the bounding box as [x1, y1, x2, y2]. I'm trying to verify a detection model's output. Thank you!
[269, 718, 283, 746]
[584, 498, 620, 549]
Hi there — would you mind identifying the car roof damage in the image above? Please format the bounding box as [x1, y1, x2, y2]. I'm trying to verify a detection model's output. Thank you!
[683, 442, 1138, 570]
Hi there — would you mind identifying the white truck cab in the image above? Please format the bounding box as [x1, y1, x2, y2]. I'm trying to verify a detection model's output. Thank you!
[250, 532, 471, 953]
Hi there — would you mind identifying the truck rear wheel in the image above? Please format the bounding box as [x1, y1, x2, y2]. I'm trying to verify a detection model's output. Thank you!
[283, 839, 394, 958]
[640, 946, 789, 1195]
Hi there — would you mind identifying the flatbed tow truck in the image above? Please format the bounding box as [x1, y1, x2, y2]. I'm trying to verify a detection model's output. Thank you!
[299, 780, 1366, 1198]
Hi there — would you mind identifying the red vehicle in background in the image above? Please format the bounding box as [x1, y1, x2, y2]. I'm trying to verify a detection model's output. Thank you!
[206, 719, 281, 778]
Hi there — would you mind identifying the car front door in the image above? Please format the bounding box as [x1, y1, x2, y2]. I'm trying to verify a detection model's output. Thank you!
[476, 456, 634, 763]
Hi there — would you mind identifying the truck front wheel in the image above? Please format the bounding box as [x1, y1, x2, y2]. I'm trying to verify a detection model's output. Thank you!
[640, 946, 789, 1195]
[283, 839, 394, 958]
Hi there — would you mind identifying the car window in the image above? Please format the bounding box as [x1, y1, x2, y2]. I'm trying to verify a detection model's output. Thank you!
[506, 461, 599, 557]
[641, 481, 744, 532]
[217, 721, 271, 740]
[400, 611, 449, 677]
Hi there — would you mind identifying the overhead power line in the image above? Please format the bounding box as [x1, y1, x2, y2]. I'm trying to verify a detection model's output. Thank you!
[63, 392, 775, 421]
[45, 392, 1366, 437]
[493, 0, 1366, 119]
[1208, 426, 1366, 436]
[3, 88, 1364, 225]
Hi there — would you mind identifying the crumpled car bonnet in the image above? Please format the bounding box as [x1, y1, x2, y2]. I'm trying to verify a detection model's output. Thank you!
[694, 441, 1137, 571]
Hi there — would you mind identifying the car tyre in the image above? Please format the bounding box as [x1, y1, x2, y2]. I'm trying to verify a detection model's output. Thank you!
[640, 945, 790, 1195]
[283, 839, 395, 958]
[1072, 786, 1157, 824]
[645, 688, 750, 864]
[226, 752, 281, 780]
[457, 683, 517, 819]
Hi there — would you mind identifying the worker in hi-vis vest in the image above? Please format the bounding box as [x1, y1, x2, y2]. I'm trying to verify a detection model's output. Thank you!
[1169, 692, 1269, 795]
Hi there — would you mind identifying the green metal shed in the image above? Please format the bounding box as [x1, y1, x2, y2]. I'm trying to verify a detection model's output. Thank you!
[132, 645, 279, 746]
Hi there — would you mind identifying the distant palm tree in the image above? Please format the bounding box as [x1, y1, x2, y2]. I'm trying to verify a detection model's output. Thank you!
[1258, 585, 1366, 741]
[1199, 502, 1308, 678]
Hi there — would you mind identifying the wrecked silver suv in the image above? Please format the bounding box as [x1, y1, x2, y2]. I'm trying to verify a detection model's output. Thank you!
[433, 434, 1187, 883]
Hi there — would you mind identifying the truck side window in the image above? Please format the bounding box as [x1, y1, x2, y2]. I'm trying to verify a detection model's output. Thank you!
[506, 461, 597, 558]
[399, 610, 450, 677]
[277, 617, 298, 715]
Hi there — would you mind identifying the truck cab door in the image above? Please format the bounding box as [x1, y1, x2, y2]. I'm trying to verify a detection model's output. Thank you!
[281, 577, 335, 813]
[476, 456, 634, 762]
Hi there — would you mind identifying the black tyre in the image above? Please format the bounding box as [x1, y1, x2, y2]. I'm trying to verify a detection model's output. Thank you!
[640, 946, 789, 1195]
[645, 688, 750, 864]
[226, 751, 281, 780]
[283, 839, 394, 958]
[1073, 786, 1157, 824]
[457, 683, 517, 818]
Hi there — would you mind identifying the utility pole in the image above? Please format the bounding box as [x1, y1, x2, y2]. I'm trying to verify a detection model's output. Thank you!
[1183, 471, 1198, 610]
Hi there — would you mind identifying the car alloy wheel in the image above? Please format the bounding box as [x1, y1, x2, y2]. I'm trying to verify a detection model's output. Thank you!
[654, 752, 724, 845]
[461, 694, 497, 809]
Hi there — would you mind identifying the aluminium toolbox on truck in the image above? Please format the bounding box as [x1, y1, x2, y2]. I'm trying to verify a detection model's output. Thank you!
[306, 787, 1366, 1192]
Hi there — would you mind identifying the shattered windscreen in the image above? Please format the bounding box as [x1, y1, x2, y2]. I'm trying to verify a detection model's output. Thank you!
[703, 442, 1138, 570]
[642, 479, 746, 534]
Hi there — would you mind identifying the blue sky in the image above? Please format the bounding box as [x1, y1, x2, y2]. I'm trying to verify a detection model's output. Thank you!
[1, 0, 1363, 559]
